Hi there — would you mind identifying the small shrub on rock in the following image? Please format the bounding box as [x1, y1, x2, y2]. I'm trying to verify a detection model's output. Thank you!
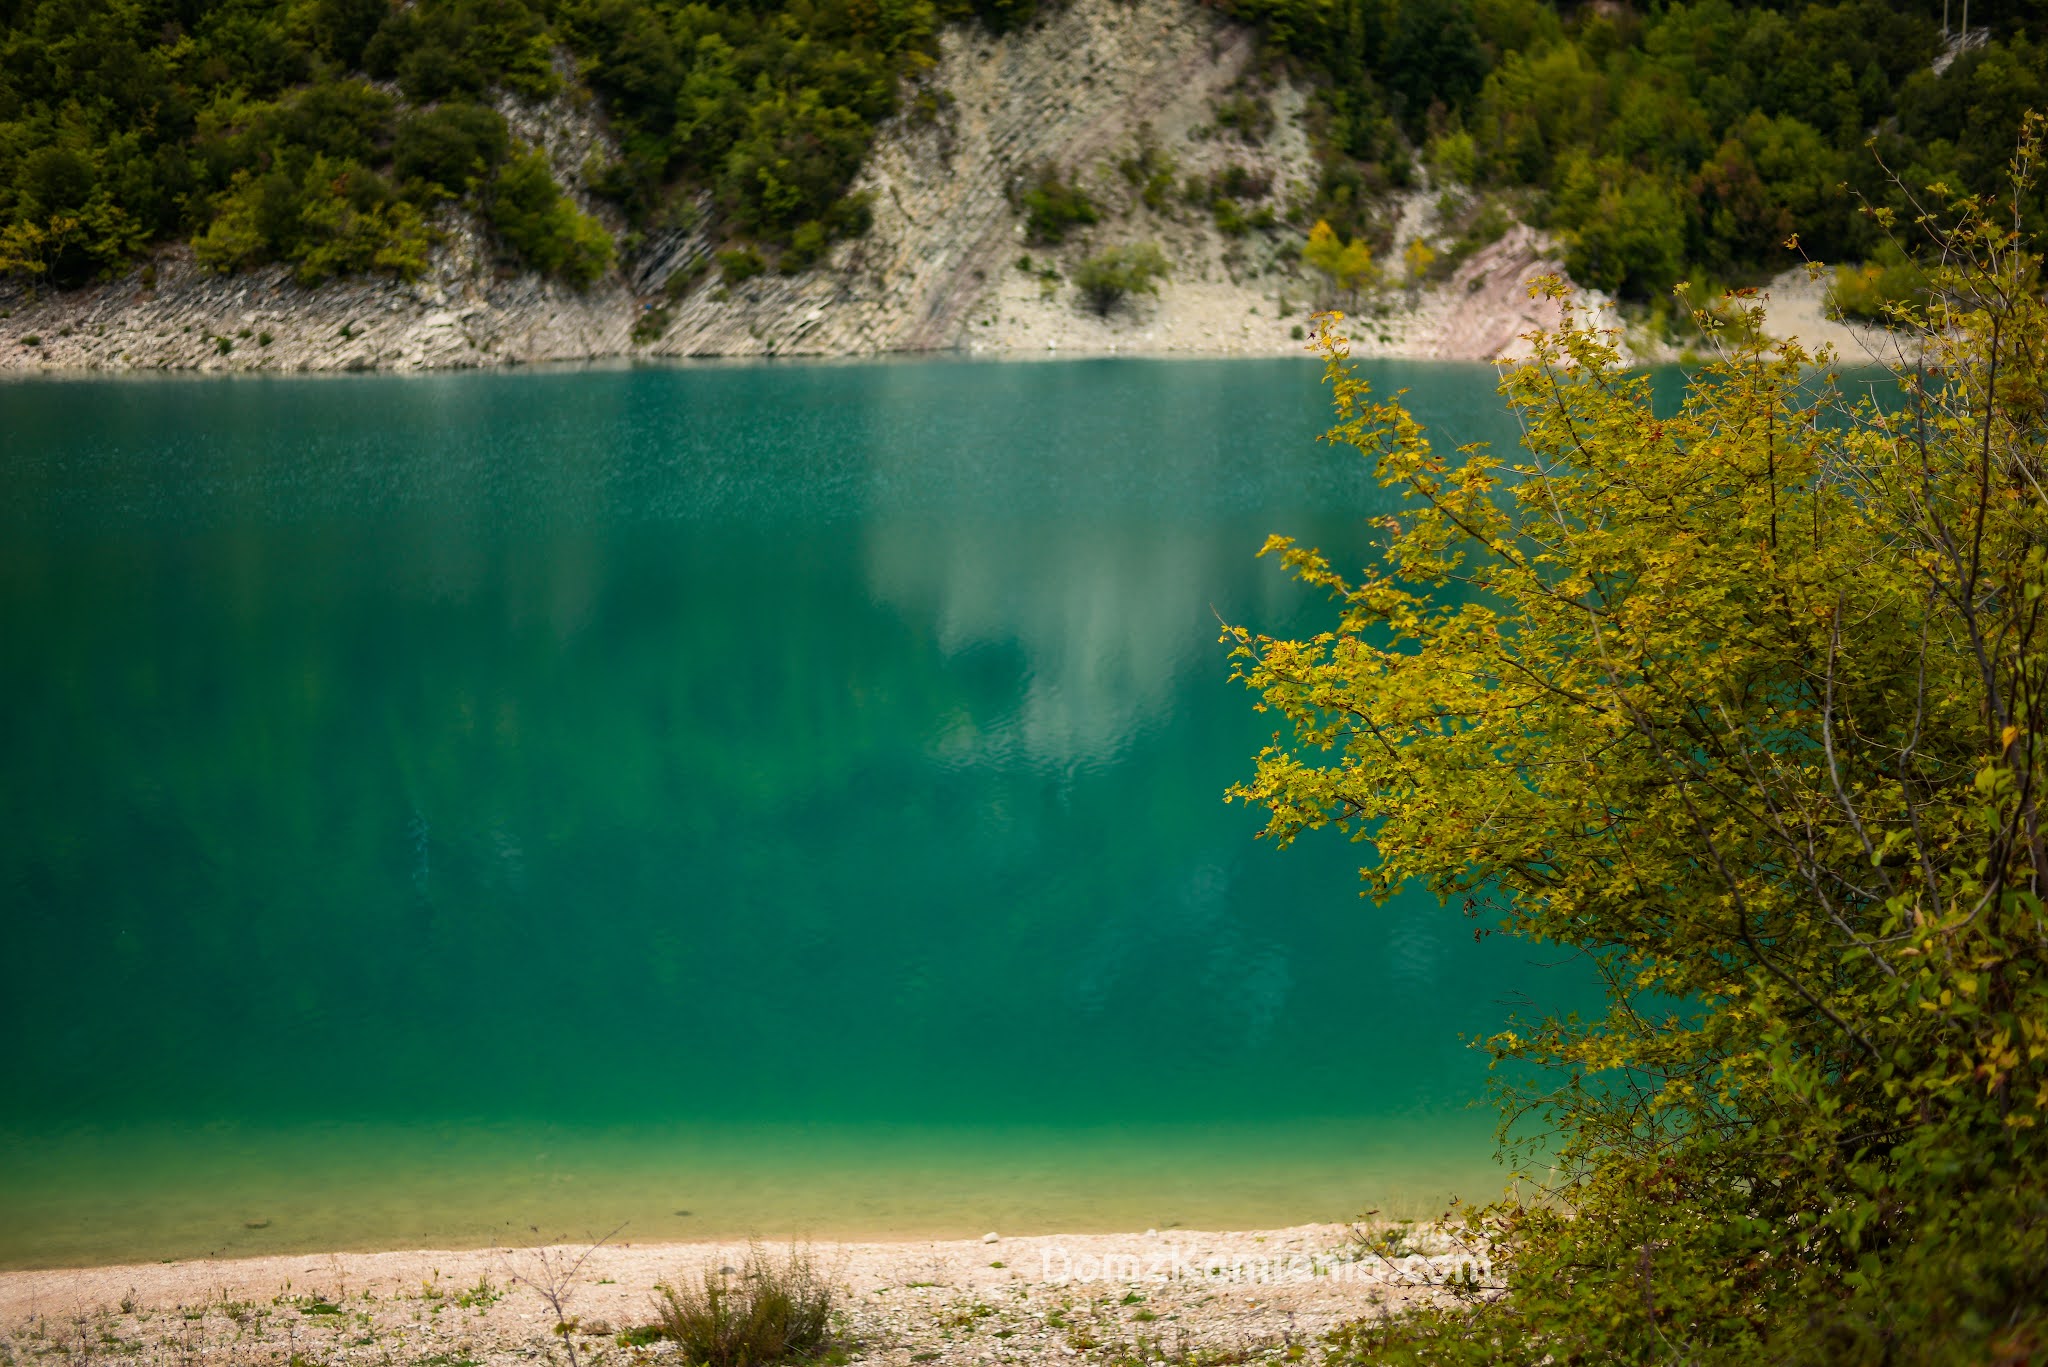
[1020, 164, 1098, 245]
[1072, 242, 1169, 315]
[717, 246, 766, 284]
[486, 146, 613, 286]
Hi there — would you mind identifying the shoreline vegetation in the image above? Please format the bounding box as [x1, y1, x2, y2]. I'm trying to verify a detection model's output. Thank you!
[0, 1224, 1474, 1367]
[1215, 135, 2048, 1362]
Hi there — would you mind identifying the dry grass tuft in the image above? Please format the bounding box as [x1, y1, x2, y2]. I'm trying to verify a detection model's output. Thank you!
[651, 1246, 833, 1367]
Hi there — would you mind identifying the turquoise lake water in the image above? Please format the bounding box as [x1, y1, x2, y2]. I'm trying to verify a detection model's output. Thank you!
[0, 357, 1573, 1269]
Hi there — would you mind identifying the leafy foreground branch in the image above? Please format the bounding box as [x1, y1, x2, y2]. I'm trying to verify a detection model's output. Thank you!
[1225, 119, 2048, 1365]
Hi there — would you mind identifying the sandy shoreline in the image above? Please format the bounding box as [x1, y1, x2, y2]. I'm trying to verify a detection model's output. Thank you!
[0, 1224, 1471, 1364]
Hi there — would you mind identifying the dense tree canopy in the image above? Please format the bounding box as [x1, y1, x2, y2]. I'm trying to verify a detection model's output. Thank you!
[4, 0, 2044, 298]
[1225, 138, 2048, 1362]
[1223, 0, 2048, 298]
[0, 0, 1002, 286]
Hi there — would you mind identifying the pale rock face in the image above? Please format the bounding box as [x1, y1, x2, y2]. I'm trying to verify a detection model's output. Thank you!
[631, 0, 1328, 360]
[0, 0, 1638, 373]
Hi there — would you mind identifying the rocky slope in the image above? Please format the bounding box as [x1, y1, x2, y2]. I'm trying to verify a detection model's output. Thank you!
[0, 0, 1861, 375]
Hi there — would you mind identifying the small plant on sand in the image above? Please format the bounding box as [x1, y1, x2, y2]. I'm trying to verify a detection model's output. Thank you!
[651, 1246, 833, 1367]
[1353, 1219, 1417, 1261]
[453, 1276, 500, 1310]
[500, 1224, 623, 1367]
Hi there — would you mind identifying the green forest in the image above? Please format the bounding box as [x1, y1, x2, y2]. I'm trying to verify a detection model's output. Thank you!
[0, 0, 996, 286]
[0, 0, 2043, 299]
[1224, 0, 2047, 300]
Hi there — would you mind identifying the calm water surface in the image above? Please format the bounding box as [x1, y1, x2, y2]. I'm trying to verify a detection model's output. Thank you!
[0, 357, 1573, 1268]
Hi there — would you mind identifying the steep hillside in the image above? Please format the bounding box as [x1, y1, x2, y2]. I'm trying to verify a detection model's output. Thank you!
[0, 0, 1613, 370]
[4, 0, 1989, 371]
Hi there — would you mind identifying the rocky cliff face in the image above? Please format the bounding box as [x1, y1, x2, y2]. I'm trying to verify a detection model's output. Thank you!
[0, 0, 1598, 374]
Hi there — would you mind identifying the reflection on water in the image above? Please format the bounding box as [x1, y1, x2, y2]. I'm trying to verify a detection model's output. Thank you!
[868, 520, 1218, 769]
[1386, 904, 1448, 1008]
[1061, 859, 1297, 1053]
[0, 358, 1579, 1269]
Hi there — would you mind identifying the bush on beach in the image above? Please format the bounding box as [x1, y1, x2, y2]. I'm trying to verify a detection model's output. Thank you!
[651, 1246, 833, 1367]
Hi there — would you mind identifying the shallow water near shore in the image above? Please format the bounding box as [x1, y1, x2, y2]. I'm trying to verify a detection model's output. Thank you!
[1, 356, 1582, 1269]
